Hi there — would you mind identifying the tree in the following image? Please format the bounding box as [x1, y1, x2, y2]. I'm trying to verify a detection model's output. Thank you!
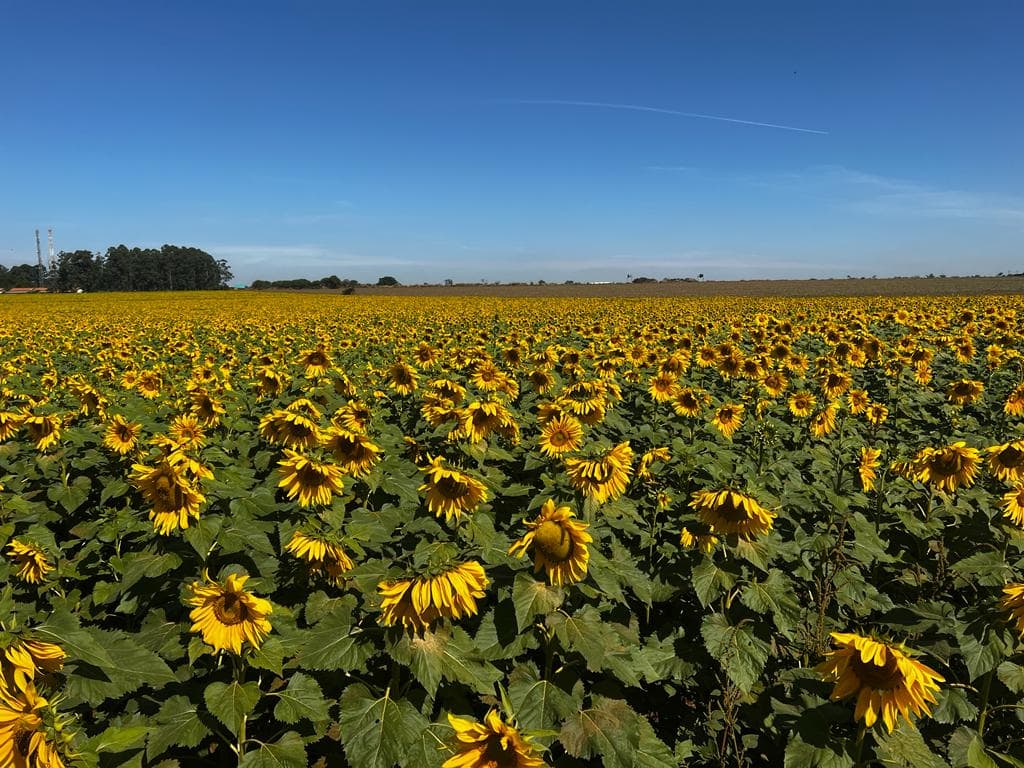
[376, 276, 399, 286]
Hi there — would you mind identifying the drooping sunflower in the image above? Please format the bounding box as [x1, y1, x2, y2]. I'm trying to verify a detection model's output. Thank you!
[321, 427, 381, 477]
[710, 403, 744, 439]
[859, 447, 881, 492]
[537, 415, 583, 458]
[1001, 485, 1024, 526]
[1001, 583, 1024, 638]
[912, 442, 980, 494]
[0, 685, 69, 768]
[419, 457, 488, 522]
[0, 411, 23, 441]
[679, 526, 718, 554]
[258, 409, 322, 449]
[690, 489, 776, 540]
[987, 440, 1024, 484]
[442, 710, 544, 768]
[563, 441, 633, 504]
[254, 365, 288, 397]
[189, 389, 226, 425]
[672, 387, 708, 418]
[298, 347, 333, 378]
[637, 446, 671, 481]
[947, 379, 984, 406]
[386, 361, 419, 396]
[5, 541, 53, 584]
[809, 402, 840, 439]
[508, 499, 591, 586]
[847, 389, 870, 414]
[2, 640, 65, 693]
[284, 529, 355, 585]
[815, 632, 944, 732]
[1006, 383, 1024, 417]
[820, 369, 852, 399]
[459, 399, 519, 443]
[102, 414, 142, 455]
[187, 572, 273, 654]
[22, 414, 61, 451]
[377, 561, 489, 633]
[131, 460, 206, 534]
[333, 400, 372, 433]
[276, 450, 345, 508]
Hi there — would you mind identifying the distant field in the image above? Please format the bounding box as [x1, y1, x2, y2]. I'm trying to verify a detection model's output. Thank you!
[352, 275, 1024, 297]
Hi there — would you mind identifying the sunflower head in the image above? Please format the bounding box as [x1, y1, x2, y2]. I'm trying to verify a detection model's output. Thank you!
[912, 442, 980, 493]
[859, 447, 882, 492]
[277, 450, 345, 508]
[690, 489, 776, 540]
[711, 404, 744, 439]
[321, 427, 382, 477]
[563, 441, 633, 504]
[443, 710, 544, 768]
[815, 632, 944, 732]
[5, 540, 53, 584]
[508, 499, 592, 586]
[419, 457, 488, 522]
[131, 460, 206, 534]
[537, 415, 583, 457]
[987, 440, 1024, 484]
[187, 572, 273, 655]
[1001, 583, 1024, 639]
[2, 639, 65, 694]
[378, 561, 489, 634]
[103, 414, 142, 455]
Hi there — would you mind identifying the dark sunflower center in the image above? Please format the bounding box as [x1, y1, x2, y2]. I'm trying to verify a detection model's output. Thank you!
[296, 464, 329, 488]
[999, 446, 1024, 466]
[714, 498, 749, 523]
[548, 429, 571, 447]
[680, 394, 698, 409]
[850, 653, 902, 691]
[534, 520, 573, 562]
[14, 724, 34, 756]
[437, 475, 470, 499]
[482, 734, 518, 766]
[930, 453, 963, 477]
[214, 593, 249, 625]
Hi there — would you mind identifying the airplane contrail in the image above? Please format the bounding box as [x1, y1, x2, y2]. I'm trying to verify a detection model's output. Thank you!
[491, 98, 828, 135]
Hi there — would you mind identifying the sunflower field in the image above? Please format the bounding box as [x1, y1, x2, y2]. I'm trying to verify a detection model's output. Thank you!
[3, 291, 1024, 768]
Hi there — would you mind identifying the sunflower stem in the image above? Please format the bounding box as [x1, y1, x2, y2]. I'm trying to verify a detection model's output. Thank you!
[977, 667, 994, 736]
[233, 654, 247, 760]
[852, 720, 867, 768]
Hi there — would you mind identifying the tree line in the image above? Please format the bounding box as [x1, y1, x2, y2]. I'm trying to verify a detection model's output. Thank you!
[0, 245, 232, 292]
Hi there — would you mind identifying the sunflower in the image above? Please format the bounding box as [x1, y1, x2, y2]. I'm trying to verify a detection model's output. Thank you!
[22, 414, 61, 451]
[2, 640, 65, 693]
[131, 460, 206, 534]
[690, 489, 775, 540]
[987, 440, 1024, 484]
[0, 685, 68, 768]
[787, 391, 816, 418]
[820, 370, 852, 399]
[427, 378, 467, 405]
[442, 710, 544, 768]
[321, 427, 381, 477]
[711, 403, 744, 439]
[679, 526, 718, 554]
[258, 409, 322, 449]
[859, 447, 881, 492]
[377, 561, 489, 633]
[6, 541, 53, 584]
[760, 370, 788, 398]
[169, 414, 207, 450]
[386, 361, 419, 396]
[508, 499, 591, 586]
[1006, 383, 1024, 417]
[0, 411, 23, 441]
[1001, 583, 1024, 638]
[564, 441, 633, 504]
[189, 389, 225, 425]
[815, 632, 944, 732]
[298, 347, 332, 378]
[865, 402, 889, 427]
[912, 442, 980, 493]
[672, 387, 707, 418]
[254, 365, 287, 397]
[458, 400, 518, 443]
[284, 529, 355, 585]
[135, 370, 163, 399]
[333, 400, 372, 433]
[809, 402, 840, 439]
[102, 414, 142, 455]
[277, 451, 345, 508]
[187, 572, 273, 655]
[847, 389, 869, 414]
[648, 372, 678, 403]
[637, 446, 671, 481]
[1001, 485, 1024, 526]
[419, 457, 488, 522]
[537, 415, 583, 457]
[527, 369, 555, 393]
[947, 379, 984, 406]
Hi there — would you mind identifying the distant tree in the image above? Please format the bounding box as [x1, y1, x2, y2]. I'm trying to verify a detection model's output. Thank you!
[49, 250, 102, 292]
[698, 273, 704, 280]
[444, 278, 453, 286]
[632, 276, 657, 283]
[377, 275, 399, 286]
[2, 264, 40, 289]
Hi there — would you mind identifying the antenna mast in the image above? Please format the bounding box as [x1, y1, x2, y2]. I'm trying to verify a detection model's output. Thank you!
[35, 229, 44, 288]
[48, 228, 55, 271]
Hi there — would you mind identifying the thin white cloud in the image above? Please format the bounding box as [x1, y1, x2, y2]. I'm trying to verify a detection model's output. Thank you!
[491, 98, 828, 135]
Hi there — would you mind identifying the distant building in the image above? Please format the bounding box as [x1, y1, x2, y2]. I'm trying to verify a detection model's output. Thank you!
[4, 287, 49, 294]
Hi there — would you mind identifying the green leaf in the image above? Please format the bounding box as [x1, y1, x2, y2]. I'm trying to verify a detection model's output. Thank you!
[873, 722, 948, 768]
[692, 558, 734, 607]
[147, 695, 211, 761]
[204, 681, 261, 736]
[36, 611, 116, 669]
[47, 475, 91, 513]
[295, 611, 372, 672]
[399, 720, 454, 768]
[391, 628, 501, 697]
[548, 606, 608, 671]
[783, 734, 853, 768]
[512, 573, 563, 632]
[951, 552, 1013, 587]
[338, 684, 424, 768]
[931, 686, 978, 725]
[508, 670, 577, 731]
[85, 725, 151, 753]
[559, 696, 640, 768]
[248, 635, 287, 676]
[237, 732, 307, 768]
[996, 661, 1024, 693]
[272, 671, 331, 725]
[740, 569, 802, 638]
[700, 613, 769, 694]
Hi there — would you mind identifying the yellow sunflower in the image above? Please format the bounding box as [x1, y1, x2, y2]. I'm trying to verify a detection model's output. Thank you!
[131, 460, 206, 534]
[298, 347, 332, 378]
[1001, 583, 1024, 638]
[187, 572, 273, 654]
[22, 414, 61, 451]
[0, 411, 23, 441]
[276, 450, 345, 508]
[442, 710, 544, 768]
[690, 489, 775, 540]
[816, 632, 944, 732]
[1006, 383, 1024, 417]
[169, 414, 207, 450]
[258, 409, 322, 449]
[0, 685, 68, 768]
[912, 442, 980, 493]
[2, 640, 65, 694]
[537, 415, 583, 458]
[386, 361, 419, 396]
[377, 561, 489, 633]
[189, 389, 225, 425]
[564, 441, 633, 504]
[333, 400, 372, 433]
[5, 541, 53, 584]
[788, 391, 816, 418]
[321, 427, 382, 477]
[847, 389, 869, 414]
[102, 414, 142, 455]
[672, 387, 707, 418]
[647, 372, 678, 403]
[987, 440, 1024, 484]
[508, 499, 591, 586]
[859, 447, 881, 492]
[1001, 485, 1024, 526]
[711, 403, 744, 439]
[459, 400, 519, 443]
[809, 402, 840, 439]
[947, 379, 984, 406]
[679, 526, 718, 554]
[419, 457, 488, 522]
[284, 530, 354, 585]
[865, 402, 889, 427]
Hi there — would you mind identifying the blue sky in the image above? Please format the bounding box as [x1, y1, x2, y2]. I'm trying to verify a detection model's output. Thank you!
[2, 2, 1022, 284]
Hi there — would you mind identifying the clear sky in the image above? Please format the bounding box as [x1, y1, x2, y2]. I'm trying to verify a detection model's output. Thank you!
[2, 2, 1022, 285]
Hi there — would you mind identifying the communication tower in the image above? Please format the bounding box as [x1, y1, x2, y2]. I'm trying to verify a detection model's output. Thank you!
[48, 228, 55, 270]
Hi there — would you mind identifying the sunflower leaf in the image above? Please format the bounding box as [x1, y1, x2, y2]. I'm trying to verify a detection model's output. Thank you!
[783, 733, 853, 768]
[204, 681, 261, 735]
[559, 696, 640, 767]
[740, 569, 802, 639]
[873, 722, 948, 768]
[272, 671, 331, 725]
[700, 613, 770, 694]
[237, 731, 307, 768]
[508, 667, 578, 731]
[295, 611, 372, 672]
[338, 684, 425, 768]
[146, 695, 211, 762]
[512, 572, 564, 632]
[996, 661, 1024, 693]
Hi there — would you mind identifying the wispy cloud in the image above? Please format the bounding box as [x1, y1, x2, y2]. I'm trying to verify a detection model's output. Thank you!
[203, 244, 417, 270]
[751, 165, 1024, 225]
[491, 98, 828, 135]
